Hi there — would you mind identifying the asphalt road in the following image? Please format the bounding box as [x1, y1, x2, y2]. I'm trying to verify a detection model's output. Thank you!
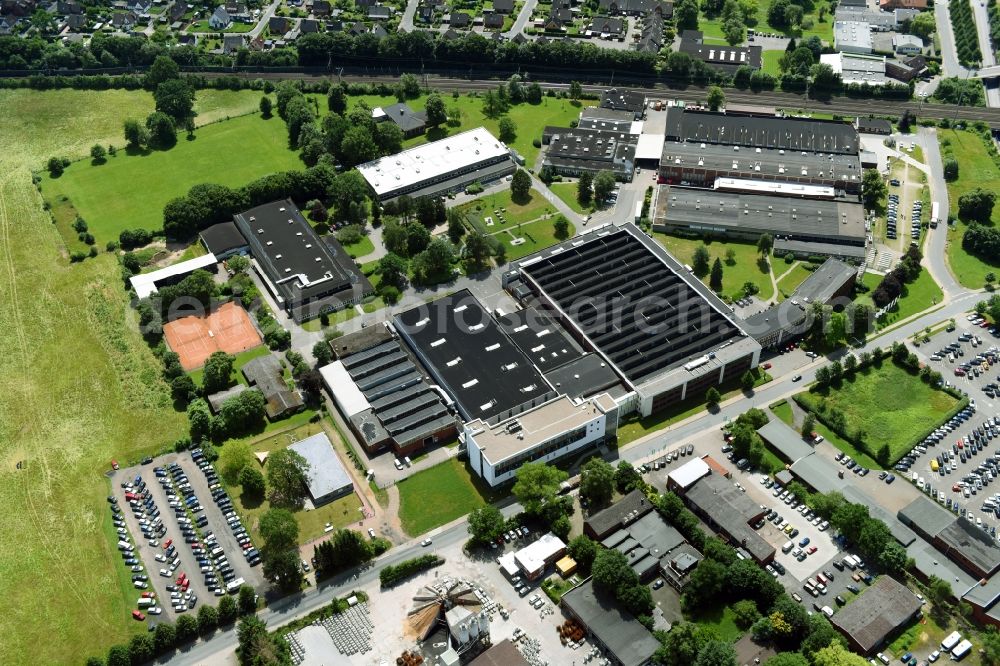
[916, 127, 962, 297]
[936, 0, 975, 78]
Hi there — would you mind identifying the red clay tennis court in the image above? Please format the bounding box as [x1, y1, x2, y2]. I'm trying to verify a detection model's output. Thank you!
[163, 302, 263, 371]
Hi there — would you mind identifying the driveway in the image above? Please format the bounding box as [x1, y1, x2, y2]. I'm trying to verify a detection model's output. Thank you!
[398, 0, 418, 31]
[506, 0, 537, 36]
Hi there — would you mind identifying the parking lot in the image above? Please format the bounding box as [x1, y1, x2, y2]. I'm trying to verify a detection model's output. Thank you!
[110, 450, 264, 627]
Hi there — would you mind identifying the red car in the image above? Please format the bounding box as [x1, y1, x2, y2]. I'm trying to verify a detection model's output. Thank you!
[141, 591, 156, 598]
[124, 492, 139, 501]
[807, 546, 818, 555]
[164, 539, 172, 549]
[132, 610, 145, 621]
[111, 460, 119, 470]
[958, 440, 964, 449]
[762, 362, 772, 370]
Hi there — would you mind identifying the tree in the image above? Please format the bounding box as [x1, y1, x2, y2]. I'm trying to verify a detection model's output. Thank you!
[512, 462, 568, 516]
[768, 0, 790, 26]
[741, 370, 756, 391]
[580, 457, 615, 508]
[682, 558, 727, 609]
[765, 654, 810, 666]
[692, 245, 711, 275]
[723, 17, 746, 45]
[567, 535, 598, 573]
[909, 12, 936, 39]
[265, 548, 303, 592]
[377, 253, 408, 289]
[463, 231, 494, 273]
[175, 613, 199, 643]
[695, 640, 737, 666]
[153, 621, 177, 653]
[123, 119, 149, 149]
[861, 168, 887, 209]
[655, 621, 711, 666]
[813, 643, 869, 666]
[229, 255, 251, 274]
[327, 85, 347, 114]
[510, 168, 531, 201]
[239, 465, 266, 499]
[399, 72, 421, 98]
[879, 541, 909, 576]
[154, 78, 195, 122]
[171, 374, 197, 405]
[146, 55, 180, 89]
[220, 389, 267, 434]
[201, 351, 235, 394]
[266, 448, 310, 508]
[340, 126, 378, 167]
[406, 221, 432, 255]
[374, 122, 404, 155]
[259, 95, 273, 118]
[801, 614, 845, 656]
[706, 387, 722, 407]
[128, 633, 155, 664]
[731, 599, 761, 629]
[90, 144, 107, 163]
[238, 584, 258, 615]
[801, 413, 816, 438]
[236, 615, 273, 666]
[710, 257, 724, 291]
[423, 93, 447, 128]
[218, 595, 239, 625]
[106, 645, 130, 666]
[614, 461, 642, 493]
[447, 209, 466, 244]
[569, 80, 583, 100]
[593, 170, 616, 205]
[553, 215, 570, 240]
[527, 82, 543, 104]
[706, 85, 726, 111]
[220, 440, 255, 485]
[982, 627, 1000, 666]
[198, 604, 219, 635]
[593, 548, 638, 594]
[675, 0, 700, 29]
[958, 187, 997, 223]
[498, 116, 517, 143]
[411, 238, 456, 285]
[467, 505, 506, 545]
[577, 171, 593, 206]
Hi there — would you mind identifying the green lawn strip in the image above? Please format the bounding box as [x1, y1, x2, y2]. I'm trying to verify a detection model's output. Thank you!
[856, 270, 943, 329]
[762, 49, 784, 77]
[688, 605, 743, 642]
[187, 344, 270, 387]
[42, 114, 303, 242]
[341, 234, 375, 258]
[494, 216, 576, 261]
[457, 188, 558, 228]
[548, 182, 590, 214]
[300, 306, 359, 332]
[775, 263, 813, 300]
[189, 19, 255, 31]
[396, 458, 493, 536]
[940, 129, 1000, 287]
[617, 369, 771, 446]
[793, 362, 960, 464]
[652, 232, 775, 301]
[770, 399, 794, 425]
[177, 240, 209, 262]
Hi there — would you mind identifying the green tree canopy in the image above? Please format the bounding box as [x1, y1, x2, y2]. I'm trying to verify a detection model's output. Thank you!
[266, 448, 310, 509]
[512, 462, 568, 516]
[467, 505, 506, 545]
[580, 457, 615, 508]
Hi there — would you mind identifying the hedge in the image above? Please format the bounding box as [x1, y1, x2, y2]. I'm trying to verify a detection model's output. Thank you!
[379, 555, 444, 588]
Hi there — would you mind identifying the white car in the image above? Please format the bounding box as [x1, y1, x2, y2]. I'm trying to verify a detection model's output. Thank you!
[928, 651, 940, 662]
[421, 538, 432, 547]
[148, 607, 162, 615]
[368, 528, 376, 538]
[155, 554, 166, 563]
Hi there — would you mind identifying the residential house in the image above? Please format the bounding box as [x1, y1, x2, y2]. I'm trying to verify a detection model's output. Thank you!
[222, 33, 245, 52]
[325, 19, 343, 31]
[634, 11, 663, 52]
[64, 12, 86, 28]
[300, 17, 321, 31]
[311, 0, 330, 14]
[241, 355, 305, 420]
[0, 15, 18, 34]
[367, 4, 391, 19]
[511, 31, 527, 42]
[268, 14, 288, 33]
[167, 1, 185, 22]
[879, 0, 925, 8]
[484, 10, 503, 28]
[111, 11, 139, 29]
[177, 32, 197, 44]
[1, 0, 35, 16]
[370, 21, 387, 37]
[208, 5, 231, 28]
[599, 0, 671, 16]
[588, 15, 624, 38]
[57, 0, 82, 14]
[492, 0, 514, 12]
[441, 26, 460, 38]
[347, 19, 366, 34]
[355, 0, 375, 9]
[546, 1, 574, 30]
[416, 4, 433, 22]
[449, 11, 470, 26]
[128, 0, 152, 14]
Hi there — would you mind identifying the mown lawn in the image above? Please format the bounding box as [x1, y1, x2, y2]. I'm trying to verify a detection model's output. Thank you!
[940, 129, 1000, 287]
[775, 262, 813, 300]
[795, 362, 960, 463]
[699, 0, 834, 44]
[856, 270, 943, 328]
[457, 188, 557, 228]
[396, 458, 489, 536]
[341, 233, 375, 259]
[653, 232, 775, 301]
[688, 605, 743, 642]
[43, 113, 303, 243]
[762, 49, 785, 77]
[187, 344, 270, 388]
[494, 216, 576, 261]
[548, 181, 590, 214]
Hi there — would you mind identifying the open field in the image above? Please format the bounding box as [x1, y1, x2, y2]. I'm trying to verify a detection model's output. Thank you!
[495, 217, 576, 261]
[856, 270, 942, 328]
[653, 232, 775, 301]
[940, 129, 1000, 287]
[699, 0, 834, 44]
[775, 262, 812, 300]
[770, 398, 881, 469]
[0, 88, 261, 664]
[688, 605, 743, 642]
[43, 113, 302, 243]
[458, 188, 557, 228]
[762, 50, 784, 77]
[795, 362, 960, 463]
[396, 458, 489, 536]
[547, 181, 590, 214]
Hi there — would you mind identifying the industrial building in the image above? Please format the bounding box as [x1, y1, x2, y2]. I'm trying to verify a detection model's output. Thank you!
[199, 221, 248, 260]
[743, 258, 859, 348]
[651, 184, 866, 247]
[830, 576, 922, 654]
[287, 432, 354, 506]
[561, 579, 661, 666]
[681, 471, 775, 563]
[496, 533, 567, 580]
[834, 20, 874, 53]
[540, 127, 638, 181]
[510, 223, 761, 417]
[599, 88, 647, 119]
[585, 488, 655, 540]
[899, 496, 1000, 579]
[678, 30, 762, 73]
[319, 324, 457, 457]
[820, 52, 889, 86]
[834, 6, 899, 30]
[232, 199, 372, 323]
[663, 108, 860, 154]
[578, 107, 642, 134]
[356, 127, 515, 201]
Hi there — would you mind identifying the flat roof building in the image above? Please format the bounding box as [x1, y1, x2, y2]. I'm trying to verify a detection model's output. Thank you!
[585, 488, 655, 540]
[233, 199, 371, 323]
[899, 495, 1000, 578]
[578, 107, 639, 134]
[561, 579, 661, 666]
[831, 576, 922, 654]
[835, 6, 899, 30]
[651, 185, 866, 246]
[820, 52, 889, 86]
[679, 30, 762, 73]
[513, 224, 761, 417]
[199, 222, 248, 260]
[130, 253, 219, 300]
[682, 472, 774, 563]
[663, 108, 860, 154]
[666, 457, 712, 492]
[834, 20, 874, 53]
[464, 393, 618, 486]
[513, 532, 566, 579]
[757, 419, 815, 463]
[357, 127, 515, 201]
[287, 432, 354, 506]
[599, 88, 647, 119]
[541, 127, 638, 181]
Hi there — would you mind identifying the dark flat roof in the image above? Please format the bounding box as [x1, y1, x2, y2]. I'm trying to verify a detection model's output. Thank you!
[773, 238, 867, 259]
[659, 140, 863, 184]
[831, 576, 921, 653]
[518, 225, 746, 385]
[561, 580, 660, 666]
[585, 489, 654, 538]
[543, 353, 623, 399]
[936, 519, 1000, 577]
[200, 221, 248, 255]
[496, 307, 584, 372]
[599, 88, 646, 114]
[795, 258, 859, 302]
[685, 472, 774, 561]
[898, 496, 958, 538]
[757, 419, 814, 463]
[664, 108, 860, 154]
[394, 289, 552, 422]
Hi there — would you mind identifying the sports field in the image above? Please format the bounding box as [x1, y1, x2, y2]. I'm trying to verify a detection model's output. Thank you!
[163, 301, 262, 371]
[43, 112, 302, 243]
[0, 88, 258, 664]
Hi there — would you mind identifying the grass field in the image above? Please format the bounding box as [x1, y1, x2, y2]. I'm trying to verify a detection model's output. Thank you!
[43, 113, 302, 243]
[457, 188, 557, 228]
[0, 88, 270, 663]
[495, 216, 576, 261]
[341, 233, 375, 259]
[699, 0, 834, 44]
[688, 605, 743, 642]
[795, 362, 960, 463]
[770, 397, 881, 469]
[856, 270, 943, 328]
[762, 49, 784, 77]
[396, 458, 488, 536]
[775, 262, 812, 300]
[940, 129, 1000, 287]
[547, 181, 590, 214]
[187, 344, 271, 388]
[653, 232, 775, 301]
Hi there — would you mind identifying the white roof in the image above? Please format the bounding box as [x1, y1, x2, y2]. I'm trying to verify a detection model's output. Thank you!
[714, 176, 835, 198]
[498, 552, 519, 577]
[288, 432, 353, 500]
[357, 127, 510, 197]
[668, 457, 711, 490]
[514, 532, 565, 574]
[629, 120, 645, 135]
[635, 133, 665, 161]
[893, 34, 922, 48]
[129, 253, 218, 299]
[319, 361, 370, 417]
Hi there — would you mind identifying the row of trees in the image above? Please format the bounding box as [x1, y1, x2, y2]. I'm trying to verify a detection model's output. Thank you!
[871, 243, 923, 309]
[313, 527, 390, 579]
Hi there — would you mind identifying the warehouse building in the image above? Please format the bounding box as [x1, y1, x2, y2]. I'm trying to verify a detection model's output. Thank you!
[287, 433, 354, 506]
[678, 30, 762, 73]
[561, 579, 660, 666]
[681, 471, 774, 563]
[199, 221, 249, 260]
[599, 88, 647, 119]
[233, 199, 371, 323]
[651, 184, 866, 247]
[357, 127, 515, 201]
[831, 576, 922, 654]
[511, 223, 761, 417]
[834, 6, 899, 30]
[834, 20, 874, 54]
[663, 108, 860, 154]
[898, 496, 1000, 579]
[820, 52, 889, 86]
[541, 127, 638, 181]
[585, 489, 655, 540]
[578, 107, 641, 134]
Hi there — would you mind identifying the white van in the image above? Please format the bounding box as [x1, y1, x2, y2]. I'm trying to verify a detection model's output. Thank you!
[137, 598, 155, 608]
[782, 541, 795, 554]
[118, 540, 134, 552]
[842, 556, 857, 570]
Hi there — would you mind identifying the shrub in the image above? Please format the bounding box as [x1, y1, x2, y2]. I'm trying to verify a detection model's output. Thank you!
[379, 555, 444, 587]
